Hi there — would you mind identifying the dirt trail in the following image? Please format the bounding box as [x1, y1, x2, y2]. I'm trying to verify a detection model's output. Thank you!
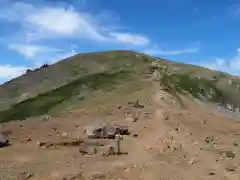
[121, 89, 180, 179]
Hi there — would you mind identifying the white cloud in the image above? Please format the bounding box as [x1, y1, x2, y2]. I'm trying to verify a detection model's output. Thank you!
[0, 2, 109, 42]
[47, 47, 78, 64]
[26, 7, 83, 35]
[25, 6, 106, 42]
[109, 32, 150, 45]
[0, 44, 77, 83]
[9, 44, 62, 59]
[145, 47, 199, 56]
[198, 48, 240, 75]
[0, 64, 26, 80]
[0, 2, 35, 22]
[9, 43, 78, 66]
[1, 2, 151, 44]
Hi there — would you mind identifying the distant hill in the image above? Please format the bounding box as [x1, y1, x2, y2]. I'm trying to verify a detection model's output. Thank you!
[0, 50, 240, 122]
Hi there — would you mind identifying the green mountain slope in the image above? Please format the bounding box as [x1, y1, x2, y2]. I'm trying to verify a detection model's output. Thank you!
[0, 50, 149, 111]
[0, 50, 240, 123]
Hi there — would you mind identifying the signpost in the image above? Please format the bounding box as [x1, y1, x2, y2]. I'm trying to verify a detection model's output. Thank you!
[115, 134, 123, 155]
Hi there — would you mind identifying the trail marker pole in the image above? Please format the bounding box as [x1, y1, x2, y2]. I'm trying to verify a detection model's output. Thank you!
[115, 134, 123, 155]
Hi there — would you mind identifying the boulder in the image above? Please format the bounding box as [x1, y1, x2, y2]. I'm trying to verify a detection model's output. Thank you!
[36, 141, 46, 147]
[204, 136, 214, 144]
[101, 126, 116, 139]
[104, 125, 129, 138]
[20, 122, 24, 128]
[164, 115, 169, 120]
[209, 172, 215, 176]
[84, 124, 129, 139]
[225, 166, 236, 172]
[79, 144, 97, 155]
[117, 105, 122, 109]
[41, 115, 52, 121]
[222, 150, 235, 159]
[56, 139, 83, 147]
[0, 133, 9, 148]
[61, 132, 68, 138]
[84, 125, 103, 139]
[132, 133, 138, 138]
[119, 125, 129, 135]
[132, 116, 139, 122]
[102, 145, 115, 156]
[62, 173, 84, 180]
[18, 172, 33, 180]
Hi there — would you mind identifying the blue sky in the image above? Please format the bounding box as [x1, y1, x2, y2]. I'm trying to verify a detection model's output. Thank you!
[0, 0, 240, 83]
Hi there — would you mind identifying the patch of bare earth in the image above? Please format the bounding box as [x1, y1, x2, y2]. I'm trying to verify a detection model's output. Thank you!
[1, 86, 240, 180]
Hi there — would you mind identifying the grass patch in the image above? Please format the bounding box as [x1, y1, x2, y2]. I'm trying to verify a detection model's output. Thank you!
[0, 71, 133, 123]
[160, 72, 227, 107]
[173, 74, 226, 103]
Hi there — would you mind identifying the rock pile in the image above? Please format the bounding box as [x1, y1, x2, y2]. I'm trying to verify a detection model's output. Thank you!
[0, 133, 9, 148]
[84, 124, 129, 139]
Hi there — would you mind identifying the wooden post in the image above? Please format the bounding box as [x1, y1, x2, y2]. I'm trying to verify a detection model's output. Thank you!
[115, 134, 123, 155]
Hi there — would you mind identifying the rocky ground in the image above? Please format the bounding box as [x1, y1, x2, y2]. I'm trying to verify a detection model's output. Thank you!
[1, 86, 240, 180]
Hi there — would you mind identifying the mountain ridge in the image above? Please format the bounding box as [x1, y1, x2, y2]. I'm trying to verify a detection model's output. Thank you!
[0, 50, 240, 122]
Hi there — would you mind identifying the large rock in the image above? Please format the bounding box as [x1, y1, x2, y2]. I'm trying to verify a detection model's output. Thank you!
[84, 125, 103, 139]
[84, 124, 129, 139]
[102, 145, 116, 156]
[117, 125, 130, 135]
[79, 144, 97, 155]
[101, 126, 116, 139]
[221, 150, 235, 159]
[0, 133, 9, 147]
[101, 124, 129, 139]
[62, 173, 84, 180]
[18, 172, 34, 180]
